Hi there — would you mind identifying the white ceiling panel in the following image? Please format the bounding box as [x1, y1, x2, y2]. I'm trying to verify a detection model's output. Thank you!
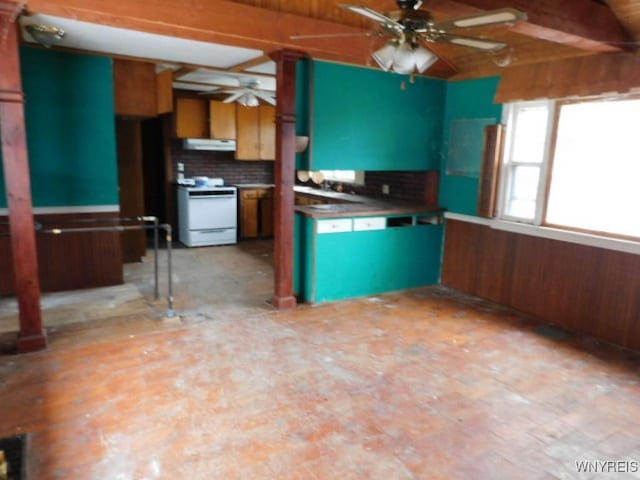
[20, 14, 263, 69]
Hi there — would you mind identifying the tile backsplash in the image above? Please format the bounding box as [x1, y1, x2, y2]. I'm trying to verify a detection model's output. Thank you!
[171, 140, 274, 185]
[296, 170, 439, 204]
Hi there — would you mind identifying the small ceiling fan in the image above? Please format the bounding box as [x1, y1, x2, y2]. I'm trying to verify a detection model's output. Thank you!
[223, 79, 276, 107]
[293, 0, 527, 74]
[201, 78, 276, 107]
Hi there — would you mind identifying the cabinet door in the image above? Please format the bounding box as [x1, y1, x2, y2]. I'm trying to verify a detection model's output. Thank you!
[240, 190, 259, 238]
[259, 105, 276, 161]
[236, 106, 260, 160]
[259, 189, 274, 237]
[209, 101, 237, 140]
[175, 98, 208, 138]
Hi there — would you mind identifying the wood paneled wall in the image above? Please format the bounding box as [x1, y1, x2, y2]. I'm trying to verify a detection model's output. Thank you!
[442, 219, 640, 351]
[0, 212, 123, 294]
[113, 59, 157, 117]
[496, 52, 640, 102]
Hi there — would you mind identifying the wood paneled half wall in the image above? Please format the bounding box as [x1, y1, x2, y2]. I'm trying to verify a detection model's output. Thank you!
[0, 212, 124, 295]
[442, 219, 640, 351]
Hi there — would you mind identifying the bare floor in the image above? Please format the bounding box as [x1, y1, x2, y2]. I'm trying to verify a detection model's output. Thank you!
[1, 240, 639, 479]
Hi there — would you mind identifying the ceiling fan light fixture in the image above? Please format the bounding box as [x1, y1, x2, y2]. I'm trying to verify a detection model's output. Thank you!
[392, 42, 416, 73]
[238, 93, 260, 107]
[413, 45, 438, 73]
[372, 43, 397, 71]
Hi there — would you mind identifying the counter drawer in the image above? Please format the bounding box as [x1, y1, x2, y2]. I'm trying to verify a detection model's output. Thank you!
[317, 218, 352, 234]
[353, 217, 386, 232]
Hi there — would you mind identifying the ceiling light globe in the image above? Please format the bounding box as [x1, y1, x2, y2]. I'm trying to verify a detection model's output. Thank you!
[372, 43, 396, 71]
[392, 42, 416, 73]
[413, 46, 438, 73]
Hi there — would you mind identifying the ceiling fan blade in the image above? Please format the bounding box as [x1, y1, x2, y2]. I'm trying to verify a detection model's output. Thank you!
[254, 91, 277, 106]
[223, 91, 245, 103]
[291, 32, 376, 40]
[432, 8, 527, 30]
[340, 4, 404, 31]
[437, 33, 507, 51]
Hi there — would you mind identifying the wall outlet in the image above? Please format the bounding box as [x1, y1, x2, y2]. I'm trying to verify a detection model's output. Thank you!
[382, 184, 390, 195]
[177, 162, 185, 172]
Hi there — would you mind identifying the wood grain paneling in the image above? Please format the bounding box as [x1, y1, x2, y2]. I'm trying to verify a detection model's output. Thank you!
[442, 219, 640, 350]
[209, 101, 236, 140]
[117, 118, 146, 263]
[156, 70, 174, 114]
[0, 212, 124, 295]
[26, 0, 637, 80]
[113, 59, 158, 117]
[496, 51, 640, 102]
[235, 105, 260, 160]
[477, 124, 503, 218]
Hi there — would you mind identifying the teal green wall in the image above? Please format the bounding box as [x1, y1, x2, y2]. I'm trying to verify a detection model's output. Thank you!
[439, 77, 502, 215]
[309, 60, 445, 171]
[0, 48, 118, 208]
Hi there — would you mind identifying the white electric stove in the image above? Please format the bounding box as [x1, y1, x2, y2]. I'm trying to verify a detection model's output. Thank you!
[177, 183, 238, 247]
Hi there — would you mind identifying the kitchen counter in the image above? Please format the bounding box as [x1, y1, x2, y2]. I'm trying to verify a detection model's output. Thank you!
[294, 186, 442, 218]
[234, 183, 275, 189]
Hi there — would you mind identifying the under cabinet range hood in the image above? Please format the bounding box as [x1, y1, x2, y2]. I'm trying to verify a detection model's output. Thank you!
[182, 138, 236, 151]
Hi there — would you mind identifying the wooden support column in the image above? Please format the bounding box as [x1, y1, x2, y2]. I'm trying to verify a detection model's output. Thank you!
[270, 49, 306, 310]
[0, 2, 46, 352]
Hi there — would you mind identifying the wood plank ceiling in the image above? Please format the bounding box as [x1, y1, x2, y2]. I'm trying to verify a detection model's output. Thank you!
[229, 0, 640, 79]
[21, 0, 640, 80]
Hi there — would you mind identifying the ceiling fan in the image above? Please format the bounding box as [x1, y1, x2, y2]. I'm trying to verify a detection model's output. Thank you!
[293, 0, 527, 74]
[201, 78, 276, 107]
[222, 78, 276, 107]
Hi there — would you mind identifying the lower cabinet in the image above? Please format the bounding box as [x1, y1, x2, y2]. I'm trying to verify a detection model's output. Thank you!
[239, 188, 274, 239]
[295, 213, 444, 302]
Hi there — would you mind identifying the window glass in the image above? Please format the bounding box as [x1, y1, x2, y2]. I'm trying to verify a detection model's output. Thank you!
[511, 105, 548, 164]
[505, 165, 541, 219]
[501, 97, 640, 239]
[319, 170, 365, 185]
[546, 99, 640, 238]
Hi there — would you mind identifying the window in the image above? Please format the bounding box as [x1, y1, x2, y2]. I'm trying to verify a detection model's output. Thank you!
[500, 97, 640, 239]
[318, 170, 365, 185]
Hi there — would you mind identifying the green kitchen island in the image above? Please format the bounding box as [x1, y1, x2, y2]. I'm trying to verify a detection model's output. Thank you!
[294, 195, 444, 303]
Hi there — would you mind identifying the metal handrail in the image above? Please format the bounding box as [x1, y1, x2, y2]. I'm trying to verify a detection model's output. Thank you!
[1, 216, 175, 317]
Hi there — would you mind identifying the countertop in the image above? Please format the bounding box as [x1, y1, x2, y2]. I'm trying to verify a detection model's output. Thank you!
[294, 186, 443, 219]
[233, 183, 275, 189]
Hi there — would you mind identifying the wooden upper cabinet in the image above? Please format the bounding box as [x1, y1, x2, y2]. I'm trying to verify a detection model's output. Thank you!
[259, 105, 276, 161]
[236, 105, 261, 160]
[236, 104, 275, 161]
[156, 70, 174, 115]
[114, 59, 157, 117]
[175, 98, 208, 138]
[209, 101, 236, 140]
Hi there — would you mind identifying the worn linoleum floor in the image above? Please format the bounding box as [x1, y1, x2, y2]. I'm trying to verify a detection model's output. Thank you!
[0, 240, 639, 479]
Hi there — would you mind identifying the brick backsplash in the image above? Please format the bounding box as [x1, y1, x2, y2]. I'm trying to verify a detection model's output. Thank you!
[296, 171, 436, 204]
[356, 171, 429, 202]
[172, 138, 435, 203]
[171, 140, 274, 185]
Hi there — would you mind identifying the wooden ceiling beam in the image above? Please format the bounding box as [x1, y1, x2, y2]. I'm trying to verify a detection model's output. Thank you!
[24, 0, 376, 67]
[228, 54, 272, 73]
[172, 67, 198, 80]
[424, 0, 633, 53]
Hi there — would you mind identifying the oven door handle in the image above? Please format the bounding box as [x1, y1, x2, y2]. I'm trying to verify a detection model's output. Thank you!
[188, 195, 236, 199]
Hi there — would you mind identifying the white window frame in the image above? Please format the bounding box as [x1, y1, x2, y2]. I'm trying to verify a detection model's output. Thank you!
[498, 100, 556, 225]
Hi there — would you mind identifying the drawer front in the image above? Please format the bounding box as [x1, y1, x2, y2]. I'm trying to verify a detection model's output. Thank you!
[353, 217, 386, 231]
[317, 218, 352, 234]
[241, 190, 258, 199]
